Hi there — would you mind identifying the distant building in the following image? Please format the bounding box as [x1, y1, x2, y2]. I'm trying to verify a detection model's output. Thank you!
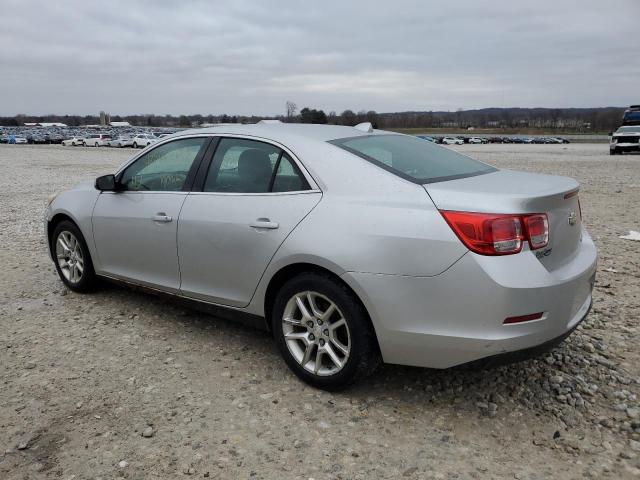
[110, 121, 131, 127]
[23, 122, 68, 127]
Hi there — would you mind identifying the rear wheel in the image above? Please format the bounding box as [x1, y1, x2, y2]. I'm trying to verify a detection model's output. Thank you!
[95, 142, 99, 147]
[610, 148, 618, 155]
[272, 272, 380, 391]
[51, 221, 97, 293]
[133, 142, 138, 148]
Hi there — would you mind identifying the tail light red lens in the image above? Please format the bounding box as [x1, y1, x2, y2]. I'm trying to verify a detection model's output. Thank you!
[440, 211, 549, 256]
[523, 214, 549, 250]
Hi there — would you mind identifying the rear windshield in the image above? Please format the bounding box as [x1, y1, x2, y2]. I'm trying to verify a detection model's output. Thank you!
[329, 134, 496, 184]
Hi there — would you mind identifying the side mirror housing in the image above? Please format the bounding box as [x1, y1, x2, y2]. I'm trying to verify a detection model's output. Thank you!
[95, 174, 118, 191]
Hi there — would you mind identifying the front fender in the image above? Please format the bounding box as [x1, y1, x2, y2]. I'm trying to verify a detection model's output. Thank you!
[46, 184, 101, 268]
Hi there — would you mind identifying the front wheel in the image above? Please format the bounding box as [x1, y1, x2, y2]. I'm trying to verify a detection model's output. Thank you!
[610, 148, 618, 155]
[133, 142, 138, 148]
[272, 272, 380, 391]
[51, 221, 97, 293]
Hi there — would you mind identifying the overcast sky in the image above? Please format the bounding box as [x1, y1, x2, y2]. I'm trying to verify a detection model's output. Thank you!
[1, 0, 638, 116]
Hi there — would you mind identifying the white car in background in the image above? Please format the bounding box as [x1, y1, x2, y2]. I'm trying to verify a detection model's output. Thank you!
[108, 136, 135, 148]
[132, 134, 158, 148]
[62, 137, 85, 147]
[442, 137, 463, 145]
[610, 126, 640, 155]
[468, 137, 483, 144]
[83, 134, 113, 147]
[14, 136, 28, 144]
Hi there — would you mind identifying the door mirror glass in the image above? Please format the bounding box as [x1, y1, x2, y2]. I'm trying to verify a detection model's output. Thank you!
[95, 174, 117, 191]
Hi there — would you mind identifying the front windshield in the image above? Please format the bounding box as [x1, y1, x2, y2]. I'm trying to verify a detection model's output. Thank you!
[329, 134, 496, 184]
[617, 126, 640, 133]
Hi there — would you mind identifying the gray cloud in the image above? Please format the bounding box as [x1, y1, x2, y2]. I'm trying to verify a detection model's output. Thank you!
[1, 0, 638, 115]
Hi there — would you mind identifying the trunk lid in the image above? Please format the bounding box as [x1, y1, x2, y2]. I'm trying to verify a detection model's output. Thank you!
[424, 170, 582, 270]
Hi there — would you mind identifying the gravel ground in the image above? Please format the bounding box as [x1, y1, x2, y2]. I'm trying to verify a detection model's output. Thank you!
[0, 143, 639, 479]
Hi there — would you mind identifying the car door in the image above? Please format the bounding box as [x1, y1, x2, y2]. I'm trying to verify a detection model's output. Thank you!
[178, 136, 322, 307]
[92, 136, 211, 292]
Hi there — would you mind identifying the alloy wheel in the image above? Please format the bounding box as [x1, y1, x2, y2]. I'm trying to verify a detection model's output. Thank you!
[55, 231, 84, 284]
[281, 291, 351, 376]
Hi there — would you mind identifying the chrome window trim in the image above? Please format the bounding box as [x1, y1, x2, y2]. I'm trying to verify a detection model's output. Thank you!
[187, 189, 322, 197]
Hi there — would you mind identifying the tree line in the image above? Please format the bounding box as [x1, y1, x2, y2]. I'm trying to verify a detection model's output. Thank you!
[0, 105, 627, 132]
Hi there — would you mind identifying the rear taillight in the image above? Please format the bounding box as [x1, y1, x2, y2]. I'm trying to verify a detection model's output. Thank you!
[523, 214, 549, 249]
[440, 211, 549, 256]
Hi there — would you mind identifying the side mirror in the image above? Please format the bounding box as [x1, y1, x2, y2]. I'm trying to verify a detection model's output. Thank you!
[95, 174, 119, 191]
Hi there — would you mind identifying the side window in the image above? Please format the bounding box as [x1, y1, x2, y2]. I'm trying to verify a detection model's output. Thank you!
[204, 138, 311, 193]
[119, 137, 206, 192]
[204, 138, 280, 193]
[272, 153, 310, 192]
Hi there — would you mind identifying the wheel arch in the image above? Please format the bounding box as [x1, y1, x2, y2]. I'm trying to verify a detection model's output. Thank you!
[262, 262, 380, 350]
[47, 212, 83, 260]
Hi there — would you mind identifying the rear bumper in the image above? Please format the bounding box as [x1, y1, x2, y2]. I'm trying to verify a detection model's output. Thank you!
[343, 228, 597, 369]
[466, 298, 591, 369]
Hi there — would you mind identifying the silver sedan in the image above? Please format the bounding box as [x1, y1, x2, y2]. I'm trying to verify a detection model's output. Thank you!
[108, 136, 135, 148]
[45, 122, 597, 390]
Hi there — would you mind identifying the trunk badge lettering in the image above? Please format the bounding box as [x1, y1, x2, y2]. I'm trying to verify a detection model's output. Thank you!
[568, 212, 577, 226]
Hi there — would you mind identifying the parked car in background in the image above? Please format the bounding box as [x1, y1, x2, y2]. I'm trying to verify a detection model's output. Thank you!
[442, 136, 463, 145]
[132, 133, 158, 148]
[46, 134, 64, 144]
[610, 126, 640, 155]
[62, 137, 86, 147]
[14, 136, 28, 144]
[45, 122, 596, 390]
[468, 137, 483, 144]
[109, 136, 135, 148]
[416, 135, 436, 142]
[83, 134, 113, 147]
[31, 134, 48, 144]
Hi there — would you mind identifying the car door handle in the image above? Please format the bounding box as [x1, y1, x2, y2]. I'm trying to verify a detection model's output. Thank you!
[250, 218, 279, 229]
[152, 213, 173, 223]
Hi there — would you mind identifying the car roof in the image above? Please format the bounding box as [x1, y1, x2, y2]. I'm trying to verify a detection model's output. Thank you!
[174, 122, 389, 144]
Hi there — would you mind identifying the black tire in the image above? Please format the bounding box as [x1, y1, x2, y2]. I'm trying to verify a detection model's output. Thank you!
[272, 272, 380, 391]
[610, 149, 617, 155]
[51, 220, 98, 293]
[133, 142, 138, 148]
